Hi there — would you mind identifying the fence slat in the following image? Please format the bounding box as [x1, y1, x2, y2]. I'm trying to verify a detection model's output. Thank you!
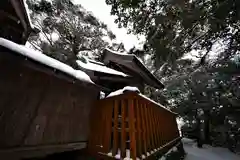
[140, 102, 147, 156]
[129, 98, 136, 159]
[147, 104, 154, 152]
[136, 99, 142, 157]
[152, 106, 158, 150]
[121, 99, 126, 158]
[156, 108, 161, 148]
[157, 110, 162, 147]
[112, 100, 119, 156]
[159, 111, 164, 145]
[88, 102, 99, 151]
[143, 103, 150, 153]
[95, 103, 104, 151]
[103, 100, 113, 153]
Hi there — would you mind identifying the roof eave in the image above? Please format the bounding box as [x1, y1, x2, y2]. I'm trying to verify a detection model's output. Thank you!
[102, 48, 164, 89]
[10, 0, 34, 43]
[133, 57, 164, 89]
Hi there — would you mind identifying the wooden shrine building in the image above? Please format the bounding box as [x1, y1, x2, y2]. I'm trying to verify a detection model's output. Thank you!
[0, 0, 182, 159]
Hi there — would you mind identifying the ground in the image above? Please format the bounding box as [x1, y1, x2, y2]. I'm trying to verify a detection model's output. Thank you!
[182, 138, 240, 160]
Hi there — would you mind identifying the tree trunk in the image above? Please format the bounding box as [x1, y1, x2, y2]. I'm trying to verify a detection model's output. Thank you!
[204, 110, 211, 145]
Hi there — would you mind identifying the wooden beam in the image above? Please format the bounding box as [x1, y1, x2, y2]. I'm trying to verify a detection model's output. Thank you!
[10, 0, 28, 32]
[0, 10, 20, 23]
[0, 142, 87, 159]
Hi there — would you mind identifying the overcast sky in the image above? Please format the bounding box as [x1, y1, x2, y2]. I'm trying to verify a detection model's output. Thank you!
[73, 0, 143, 51]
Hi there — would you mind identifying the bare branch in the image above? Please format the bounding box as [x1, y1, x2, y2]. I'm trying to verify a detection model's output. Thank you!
[35, 20, 54, 46]
[28, 41, 42, 52]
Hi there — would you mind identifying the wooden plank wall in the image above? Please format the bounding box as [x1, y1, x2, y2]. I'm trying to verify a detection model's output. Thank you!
[88, 92, 181, 160]
[0, 52, 99, 148]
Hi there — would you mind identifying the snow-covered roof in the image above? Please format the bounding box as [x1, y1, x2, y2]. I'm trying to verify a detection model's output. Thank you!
[0, 38, 94, 84]
[76, 58, 129, 77]
[103, 48, 164, 89]
[104, 48, 145, 64]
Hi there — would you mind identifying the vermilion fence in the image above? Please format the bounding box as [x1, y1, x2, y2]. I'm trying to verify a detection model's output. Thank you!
[88, 91, 181, 159]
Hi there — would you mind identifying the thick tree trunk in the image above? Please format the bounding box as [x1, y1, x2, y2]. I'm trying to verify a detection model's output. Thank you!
[195, 118, 203, 148]
[204, 111, 211, 145]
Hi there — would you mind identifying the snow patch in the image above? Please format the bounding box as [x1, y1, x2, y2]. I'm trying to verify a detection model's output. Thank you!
[100, 91, 105, 99]
[107, 86, 140, 97]
[0, 38, 93, 84]
[183, 138, 240, 160]
[76, 58, 128, 77]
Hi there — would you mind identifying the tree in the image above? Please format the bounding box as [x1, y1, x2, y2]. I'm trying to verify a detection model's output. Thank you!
[106, 0, 240, 70]
[158, 56, 240, 147]
[27, 0, 118, 67]
[106, 0, 240, 148]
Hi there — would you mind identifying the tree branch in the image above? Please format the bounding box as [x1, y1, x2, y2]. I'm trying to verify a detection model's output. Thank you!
[28, 41, 42, 52]
[35, 20, 54, 46]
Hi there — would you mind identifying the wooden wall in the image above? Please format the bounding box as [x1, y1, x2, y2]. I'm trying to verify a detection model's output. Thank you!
[0, 51, 99, 148]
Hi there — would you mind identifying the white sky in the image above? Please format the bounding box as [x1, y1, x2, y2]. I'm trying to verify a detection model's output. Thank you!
[73, 0, 144, 51]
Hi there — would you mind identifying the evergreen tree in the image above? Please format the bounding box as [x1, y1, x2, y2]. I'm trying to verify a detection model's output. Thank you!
[27, 0, 118, 67]
[106, 0, 240, 69]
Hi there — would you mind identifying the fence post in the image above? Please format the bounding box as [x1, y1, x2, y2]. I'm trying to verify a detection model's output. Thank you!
[121, 99, 126, 158]
[129, 98, 136, 159]
[112, 100, 119, 156]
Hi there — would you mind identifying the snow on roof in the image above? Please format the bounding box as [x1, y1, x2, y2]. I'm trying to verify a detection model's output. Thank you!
[104, 48, 144, 64]
[76, 59, 129, 77]
[107, 86, 140, 97]
[105, 48, 151, 72]
[0, 37, 94, 84]
[104, 48, 143, 63]
[103, 48, 164, 89]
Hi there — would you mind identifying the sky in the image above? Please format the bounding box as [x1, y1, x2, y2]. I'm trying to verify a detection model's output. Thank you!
[72, 0, 220, 60]
[73, 0, 144, 51]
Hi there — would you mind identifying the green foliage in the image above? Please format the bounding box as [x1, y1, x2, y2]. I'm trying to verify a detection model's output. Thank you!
[106, 0, 240, 67]
[159, 58, 240, 143]
[106, 0, 240, 147]
[27, 0, 117, 67]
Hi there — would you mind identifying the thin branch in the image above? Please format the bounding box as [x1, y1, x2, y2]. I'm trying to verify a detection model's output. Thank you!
[28, 41, 42, 52]
[35, 20, 54, 46]
[147, 0, 229, 60]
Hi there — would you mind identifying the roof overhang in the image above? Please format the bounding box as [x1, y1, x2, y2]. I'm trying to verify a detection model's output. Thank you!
[0, 0, 34, 44]
[102, 48, 164, 89]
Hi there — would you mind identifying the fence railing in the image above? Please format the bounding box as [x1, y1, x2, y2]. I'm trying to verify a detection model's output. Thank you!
[88, 91, 181, 159]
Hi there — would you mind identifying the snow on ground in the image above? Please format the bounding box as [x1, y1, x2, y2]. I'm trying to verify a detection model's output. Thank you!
[182, 138, 240, 160]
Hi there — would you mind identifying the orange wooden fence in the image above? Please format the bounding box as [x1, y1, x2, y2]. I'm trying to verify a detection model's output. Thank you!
[88, 91, 181, 159]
